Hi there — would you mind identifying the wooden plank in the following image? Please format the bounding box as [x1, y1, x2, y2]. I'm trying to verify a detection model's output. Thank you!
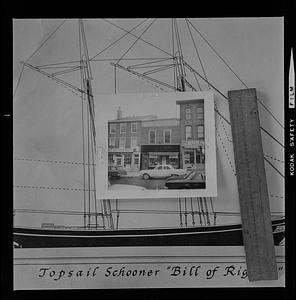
[228, 88, 278, 281]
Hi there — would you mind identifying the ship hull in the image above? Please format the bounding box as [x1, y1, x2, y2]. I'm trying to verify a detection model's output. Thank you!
[13, 218, 285, 248]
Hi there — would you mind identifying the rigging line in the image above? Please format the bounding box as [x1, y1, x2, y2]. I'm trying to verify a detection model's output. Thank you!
[14, 185, 95, 191]
[13, 18, 67, 98]
[115, 19, 157, 65]
[264, 154, 284, 164]
[186, 18, 247, 88]
[264, 157, 285, 179]
[185, 61, 285, 148]
[191, 66, 202, 91]
[185, 18, 210, 89]
[142, 65, 175, 76]
[217, 113, 233, 142]
[80, 19, 93, 79]
[196, 197, 203, 225]
[172, 19, 176, 90]
[22, 62, 85, 94]
[190, 198, 195, 226]
[51, 66, 81, 77]
[216, 126, 237, 176]
[13, 64, 25, 99]
[178, 198, 183, 227]
[90, 18, 149, 61]
[186, 18, 284, 129]
[36, 65, 81, 69]
[114, 64, 117, 94]
[128, 63, 174, 70]
[25, 19, 68, 64]
[82, 65, 91, 228]
[14, 208, 103, 216]
[184, 198, 188, 227]
[199, 198, 207, 225]
[36, 57, 170, 68]
[126, 58, 172, 68]
[260, 126, 284, 148]
[103, 19, 174, 58]
[115, 199, 120, 229]
[13, 157, 95, 165]
[89, 99, 98, 228]
[79, 23, 87, 229]
[112, 62, 176, 90]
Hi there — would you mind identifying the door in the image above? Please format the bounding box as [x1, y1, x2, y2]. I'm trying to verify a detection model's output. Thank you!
[115, 155, 123, 167]
[184, 150, 195, 170]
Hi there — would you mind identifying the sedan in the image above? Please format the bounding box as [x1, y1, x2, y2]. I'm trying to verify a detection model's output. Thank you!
[165, 170, 205, 189]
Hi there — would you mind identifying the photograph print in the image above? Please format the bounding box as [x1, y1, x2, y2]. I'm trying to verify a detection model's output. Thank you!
[96, 91, 217, 199]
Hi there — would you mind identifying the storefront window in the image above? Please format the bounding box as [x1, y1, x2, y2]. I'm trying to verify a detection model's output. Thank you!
[185, 108, 191, 119]
[163, 130, 171, 144]
[168, 156, 179, 168]
[184, 150, 194, 164]
[185, 126, 192, 140]
[149, 130, 156, 144]
[134, 154, 139, 165]
[124, 154, 132, 166]
[197, 125, 204, 138]
[108, 153, 114, 165]
[148, 154, 160, 168]
[196, 153, 205, 164]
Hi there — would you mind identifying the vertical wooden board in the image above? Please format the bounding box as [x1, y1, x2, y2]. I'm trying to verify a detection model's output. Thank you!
[228, 88, 278, 281]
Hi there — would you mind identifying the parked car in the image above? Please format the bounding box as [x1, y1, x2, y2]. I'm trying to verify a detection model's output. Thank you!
[108, 166, 127, 179]
[139, 164, 188, 180]
[165, 170, 205, 189]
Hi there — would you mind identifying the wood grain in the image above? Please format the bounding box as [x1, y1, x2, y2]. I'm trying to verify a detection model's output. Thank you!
[228, 88, 278, 281]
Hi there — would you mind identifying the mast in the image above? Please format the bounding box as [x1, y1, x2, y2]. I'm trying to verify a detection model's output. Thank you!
[79, 19, 100, 229]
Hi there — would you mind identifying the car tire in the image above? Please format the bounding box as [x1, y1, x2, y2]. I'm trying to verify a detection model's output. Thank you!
[143, 173, 150, 180]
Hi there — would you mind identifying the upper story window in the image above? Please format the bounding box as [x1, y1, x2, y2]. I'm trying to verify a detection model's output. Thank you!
[196, 107, 204, 120]
[149, 130, 156, 144]
[197, 125, 204, 138]
[131, 123, 137, 133]
[185, 108, 191, 120]
[131, 136, 137, 148]
[110, 124, 116, 134]
[109, 137, 116, 147]
[119, 137, 126, 148]
[163, 130, 171, 144]
[185, 125, 192, 141]
[120, 123, 126, 134]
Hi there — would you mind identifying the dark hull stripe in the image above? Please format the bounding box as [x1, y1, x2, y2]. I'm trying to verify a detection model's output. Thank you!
[13, 218, 285, 248]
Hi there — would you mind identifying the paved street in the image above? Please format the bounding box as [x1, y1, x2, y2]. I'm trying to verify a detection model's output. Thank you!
[110, 176, 167, 190]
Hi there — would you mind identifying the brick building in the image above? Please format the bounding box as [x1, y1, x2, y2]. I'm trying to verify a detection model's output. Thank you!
[140, 118, 181, 170]
[108, 107, 157, 171]
[176, 99, 205, 170]
[108, 99, 205, 172]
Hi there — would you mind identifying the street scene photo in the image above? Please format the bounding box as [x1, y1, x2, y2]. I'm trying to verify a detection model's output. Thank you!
[96, 92, 217, 199]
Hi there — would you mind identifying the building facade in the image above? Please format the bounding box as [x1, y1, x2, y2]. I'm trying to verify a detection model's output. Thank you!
[108, 107, 157, 171]
[108, 100, 206, 173]
[140, 118, 181, 170]
[176, 99, 205, 170]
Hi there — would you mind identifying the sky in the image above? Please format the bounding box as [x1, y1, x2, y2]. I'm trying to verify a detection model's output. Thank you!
[13, 18, 284, 228]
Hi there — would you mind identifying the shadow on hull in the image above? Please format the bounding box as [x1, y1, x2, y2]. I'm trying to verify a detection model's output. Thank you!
[13, 218, 285, 248]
